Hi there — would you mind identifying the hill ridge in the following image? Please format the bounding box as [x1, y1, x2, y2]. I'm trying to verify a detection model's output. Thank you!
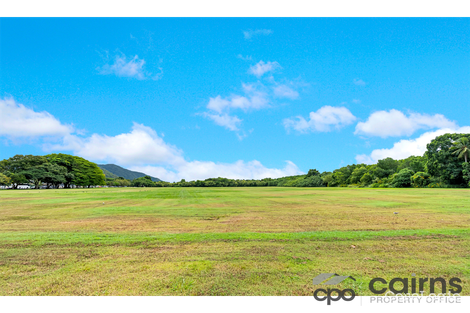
[98, 164, 161, 182]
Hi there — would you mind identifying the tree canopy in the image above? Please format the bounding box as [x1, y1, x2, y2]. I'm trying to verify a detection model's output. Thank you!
[0, 154, 105, 189]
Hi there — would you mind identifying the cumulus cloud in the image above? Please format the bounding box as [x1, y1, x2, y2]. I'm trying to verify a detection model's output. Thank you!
[0, 98, 72, 138]
[355, 109, 457, 138]
[131, 160, 302, 182]
[356, 126, 470, 164]
[202, 112, 242, 131]
[353, 78, 366, 86]
[284, 106, 357, 133]
[202, 61, 301, 135]
[52, 123, 185, 166]
[243, 29, 273, 40]
[248, 61, 281, 78]
[97, 54, 162, 80]
[237, 54, 253, 61]
[203, 83, 270, 133]
[273, 85, 299, 100]
[53, 123, 302, 182]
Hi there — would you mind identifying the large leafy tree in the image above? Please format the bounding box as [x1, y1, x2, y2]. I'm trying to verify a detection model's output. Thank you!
[45, 154, 105, 187]
[391, 168, 414, 188]
[0, 173, 11, 186]
[425, 133, 470, 186]
[350, 166, 368, 184]
[462, 163, 470, 187]
[375, 157, 399, 178]
[41, 163, 68, 188]
[21, 166, 48, 189]
[131, 176, 155, 187]
[8, 173, 28, 189]
[397, 155, 426, 173]
[330, 164, 361, 186]
[0, 155, 47, 174]
[450, 137, 469, 163]
[0, 155, 47, 189]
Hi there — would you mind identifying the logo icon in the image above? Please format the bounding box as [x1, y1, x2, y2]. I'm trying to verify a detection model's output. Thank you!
[312, 273, 356, 305]
[312, 273, 356, 285]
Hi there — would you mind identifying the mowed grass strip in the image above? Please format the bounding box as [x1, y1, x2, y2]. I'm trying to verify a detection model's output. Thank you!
[1, 187, 469, 233]
[1, 231, 469, 296]
[1, 187, 469, 295]
[0, 228, 469, 246]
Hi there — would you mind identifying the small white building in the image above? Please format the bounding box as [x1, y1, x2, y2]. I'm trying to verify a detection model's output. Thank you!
[17, 185, 31, 189]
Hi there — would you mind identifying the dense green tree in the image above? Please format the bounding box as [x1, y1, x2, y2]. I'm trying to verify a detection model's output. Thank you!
[450, 137, 469, 163]
[391, 168, 414, 188]
[306, 175, 324, 187]
[42, 163, 68, 188]
[306, 169, 320, 177]
[21, 166, 49, 189]
[322, 173, 334, 186]
[8, 173, 28, 189]
[411, 172, 432, 188]
[397, 155, 426, 173]
[0, 173, 11, 186]
[425, 133, 470, 186]
[375, 158, 399, 178]
[462, 162, 470, 187]
[131, 176, 155, 187]
[45, 154, 105, 187]
[360, 172, 373, 186]
[0, 155, 47, 174]
[329, 164, 361, 186]
[350, 166, 368, 184]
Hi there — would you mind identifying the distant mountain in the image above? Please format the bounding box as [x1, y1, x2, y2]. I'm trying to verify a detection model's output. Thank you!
[98, 164, 161, 182]
[100, 167, 119, 179]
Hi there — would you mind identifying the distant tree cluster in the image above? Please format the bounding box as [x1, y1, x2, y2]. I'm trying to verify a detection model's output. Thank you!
[1, 133, 469, 190]
[129, 133, 470, 189]
[0, 154, 105, 189]
[105, 177, 131, 187]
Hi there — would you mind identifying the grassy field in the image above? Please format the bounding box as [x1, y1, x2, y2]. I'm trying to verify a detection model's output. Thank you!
[0, 187, 469, 295]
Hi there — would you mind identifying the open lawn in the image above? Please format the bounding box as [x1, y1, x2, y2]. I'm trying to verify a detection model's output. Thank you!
[0, 187, 469, 295]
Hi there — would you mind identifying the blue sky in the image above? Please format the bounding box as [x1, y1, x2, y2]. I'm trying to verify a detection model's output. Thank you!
[1, 18, 469, 181]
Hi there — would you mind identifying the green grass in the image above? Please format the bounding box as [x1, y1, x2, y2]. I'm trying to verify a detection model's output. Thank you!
[0, 187, 469, 295]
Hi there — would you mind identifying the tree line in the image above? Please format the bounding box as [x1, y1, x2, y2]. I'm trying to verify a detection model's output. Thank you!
[1, 133, 469, 189]
[126, 133, 469, 189]
[0, 154, 105, 189]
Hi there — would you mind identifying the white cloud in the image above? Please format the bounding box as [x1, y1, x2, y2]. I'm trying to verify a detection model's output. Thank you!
[132, 160, 302, 182]
[202, 113, 242, 131]
[207, 84, 269, 114]
[52, 123, 185, 166]
[355, 109, 457, 138]
[243, 29, 273, 40]
[353, 78, 366, 86]
[0, 98, 72, 138]
[53, 123, 302, 182]
[356, 126, 470, 164]
[248, 61, 281, 78]
[206, 96, 231, 113]
[237, 54, 252, 61]
[273, 85, 299, 99]
[203, 83, 270, 133]
[284, 106, 357, 133]
[97, 54, 162, 80]
[352, 99, 361, 104]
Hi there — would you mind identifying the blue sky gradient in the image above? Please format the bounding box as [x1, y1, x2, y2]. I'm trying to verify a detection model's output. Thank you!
[1, 18, 469, 181]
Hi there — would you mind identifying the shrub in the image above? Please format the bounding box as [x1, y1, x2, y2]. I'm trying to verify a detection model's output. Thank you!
[411, 172, 431, 188]
[391, 168, 414, 188]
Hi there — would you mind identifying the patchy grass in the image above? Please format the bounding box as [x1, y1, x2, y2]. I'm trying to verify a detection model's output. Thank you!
[0, 187, 469, 295]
